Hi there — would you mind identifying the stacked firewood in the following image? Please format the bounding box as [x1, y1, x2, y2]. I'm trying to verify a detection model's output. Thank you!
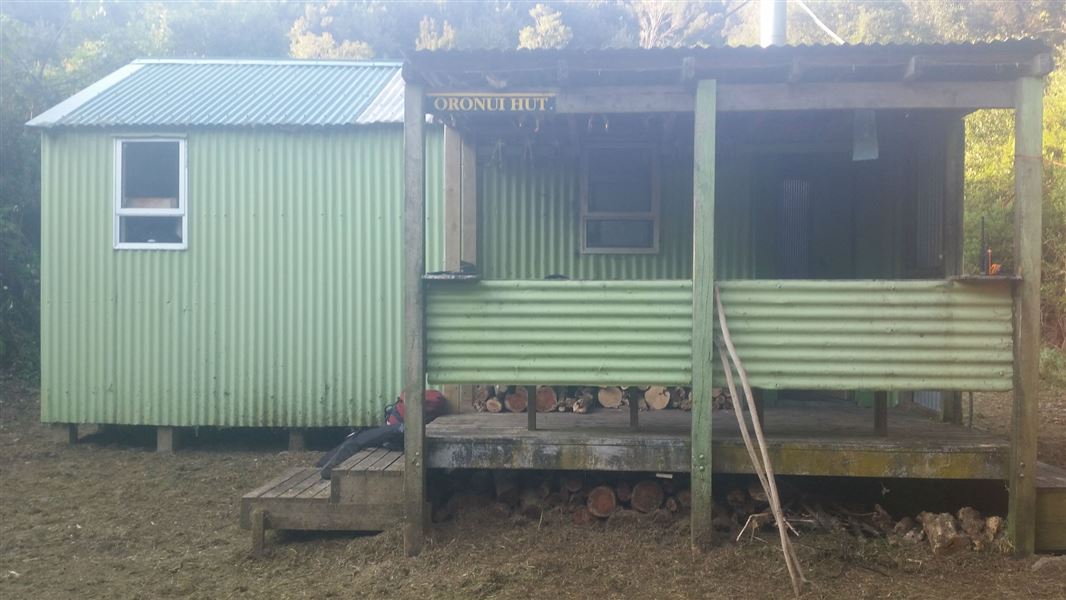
[471, 384, 733, 413]
[430, 470, 690, 525]
[431, 470, 1011, 557]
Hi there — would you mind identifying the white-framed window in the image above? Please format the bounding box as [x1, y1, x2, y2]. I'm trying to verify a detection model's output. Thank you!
[113, 137, 187, 250]
[580, 144, 660, 254]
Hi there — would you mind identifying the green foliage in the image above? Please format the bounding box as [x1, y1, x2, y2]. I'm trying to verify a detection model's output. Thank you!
[1040, 346, 1066, 387]
[518, 4, 573, 50]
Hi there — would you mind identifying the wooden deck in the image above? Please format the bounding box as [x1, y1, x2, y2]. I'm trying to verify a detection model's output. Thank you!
[426, 402, 1009, 479]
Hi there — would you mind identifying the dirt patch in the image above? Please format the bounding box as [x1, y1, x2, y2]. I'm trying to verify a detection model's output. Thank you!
[1, 378, 1064, 599]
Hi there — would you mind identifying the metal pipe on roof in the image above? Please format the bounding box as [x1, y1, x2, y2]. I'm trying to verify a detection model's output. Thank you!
[760, 0, 787, 47]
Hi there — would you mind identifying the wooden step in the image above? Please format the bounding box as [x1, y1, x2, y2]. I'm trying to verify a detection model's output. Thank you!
[1036, 461, 1066, 553]
[329, 448, 404, 505]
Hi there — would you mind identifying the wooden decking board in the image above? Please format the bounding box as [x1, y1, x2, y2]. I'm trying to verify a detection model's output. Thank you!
[386, 455, 405, 472]
[262, 468, 318, 498]
[336, 448, 376, 471]
[295, 478, 331, 500]
[350, 448, 390, 471]
[243, 468, 303, 499]
[1036, 461, 1066, 488]
[367, 451, 402, 471]
[278, 470, 323, 498]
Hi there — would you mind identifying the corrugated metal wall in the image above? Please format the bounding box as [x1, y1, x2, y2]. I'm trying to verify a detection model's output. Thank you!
[40, 126, 444, 427]
[476, 153, 753, 280]
[426, 279, 1013, 391]
[426, 280, 693, 385]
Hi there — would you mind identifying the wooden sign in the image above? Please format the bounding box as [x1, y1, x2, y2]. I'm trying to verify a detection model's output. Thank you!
[428, 93, 555, 113]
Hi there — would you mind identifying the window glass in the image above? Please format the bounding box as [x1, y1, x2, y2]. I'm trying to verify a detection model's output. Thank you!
[119, 216, 183, 244]
[581, 146, 658, 253]
[586, 219, 654, 249]
[122, 141, 180, 208]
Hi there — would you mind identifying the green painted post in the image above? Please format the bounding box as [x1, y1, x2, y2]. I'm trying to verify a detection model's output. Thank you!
[1008, 75, 1043, 556]
[691, 79, 716, 551]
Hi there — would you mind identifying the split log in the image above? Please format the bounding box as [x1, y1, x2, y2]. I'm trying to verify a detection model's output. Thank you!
[918, 511, 970, 557]
[503, 386, 529, 413]
[493, 470, 521, 506]
[675, 387, 693, 411]
[535, 385, 559, 413]
[518, 489, 544, 521]
[572, 506, 594, 525]
[615, 480, 633, 504]
[484, 397, 504, 413]
[472, 385, 492, 412]
[665, 496, 680, 513]
[573, 388, 596, 414]
[677, 489, 692, 509]
[586, 485, 617, 518]
[597, 386, 625, 409]
[630, 480, 665, 514]
[957, 507, 985, 550]
[561, 475, 584, 495]
[643, 386, 671, 410]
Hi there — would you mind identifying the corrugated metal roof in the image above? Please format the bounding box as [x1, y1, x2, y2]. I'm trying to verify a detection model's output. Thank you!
[28, 59, 404, 128]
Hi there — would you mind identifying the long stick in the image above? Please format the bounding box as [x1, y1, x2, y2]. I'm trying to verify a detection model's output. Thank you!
[717, 340, 803, 596]
[716, 285, 807, 595]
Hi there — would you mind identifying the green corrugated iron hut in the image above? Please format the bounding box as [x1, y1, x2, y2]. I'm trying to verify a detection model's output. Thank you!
[28, 59, 444, 431]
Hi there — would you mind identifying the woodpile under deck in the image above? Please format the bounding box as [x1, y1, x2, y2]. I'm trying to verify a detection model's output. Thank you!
[426, 402, 1009, 480]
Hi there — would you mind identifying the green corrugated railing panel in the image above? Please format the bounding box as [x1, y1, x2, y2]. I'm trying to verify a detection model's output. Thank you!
[40, 126, 444, 427]
[426, 279, 1013, 391]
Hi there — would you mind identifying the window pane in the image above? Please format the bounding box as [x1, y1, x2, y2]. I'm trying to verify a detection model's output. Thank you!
[120, 216, 183, 244]
[587, 147, 652, 212]
[586, 219, 654, 249]
[122, 141, 180, 209]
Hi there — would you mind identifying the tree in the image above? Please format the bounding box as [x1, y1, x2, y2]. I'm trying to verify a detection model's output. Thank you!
[628, 0, 725, 48]
[416, 16, 457, 51]
[518, 4, 573, 49]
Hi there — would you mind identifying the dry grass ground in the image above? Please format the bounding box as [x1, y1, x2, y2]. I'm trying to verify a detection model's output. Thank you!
[1, 378, 1064, 600]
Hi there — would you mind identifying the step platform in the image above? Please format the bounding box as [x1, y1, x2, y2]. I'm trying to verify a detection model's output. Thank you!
[1037, 461, 1066, 553]
[240, 448, 404, 553]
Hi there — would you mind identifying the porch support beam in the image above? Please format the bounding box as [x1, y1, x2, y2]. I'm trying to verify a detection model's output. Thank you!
[547, 81, 1014, 114]
[441, 125, 463, 413]
[690, 79, 717, 551]
[1008, 76, 1043, 556]
[402, 81, 428, 557]
[941, 116, 966, 425]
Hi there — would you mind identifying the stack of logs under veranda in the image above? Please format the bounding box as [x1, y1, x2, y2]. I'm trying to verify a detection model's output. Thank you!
[430, 470, 1012, 556]
[471, 385, 734, 413]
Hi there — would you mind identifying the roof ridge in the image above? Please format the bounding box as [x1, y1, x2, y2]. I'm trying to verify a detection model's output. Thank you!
[131, 58, 402, 67]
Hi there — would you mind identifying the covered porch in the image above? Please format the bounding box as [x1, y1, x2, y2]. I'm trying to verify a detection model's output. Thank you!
[400, 41, 1050, 555]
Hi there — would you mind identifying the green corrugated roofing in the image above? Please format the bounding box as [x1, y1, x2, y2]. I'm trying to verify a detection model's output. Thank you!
[27, 59, 403, 128]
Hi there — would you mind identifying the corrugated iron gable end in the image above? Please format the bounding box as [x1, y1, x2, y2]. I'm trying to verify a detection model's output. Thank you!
[31, 60, 403, 127]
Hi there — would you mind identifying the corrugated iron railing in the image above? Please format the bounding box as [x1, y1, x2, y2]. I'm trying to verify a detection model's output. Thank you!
[426, 279, 1013, 391]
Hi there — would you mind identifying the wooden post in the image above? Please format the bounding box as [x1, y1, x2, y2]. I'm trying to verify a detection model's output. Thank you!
[1008, 76, 1043, 556]
[691, 79, 717, 551]
[941, 117, 965, 425]
[157, 427, 180, 453]
[402, 81, 428, 557]
[251, 508, 266, 556]
[54, 423, 77, 445]
[629, 389, 640, 431]
[460, 133, 478, 267]
[288, 429, 306, 452]
[874, 392, 888, 436]
[527, 385, 536, 431]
